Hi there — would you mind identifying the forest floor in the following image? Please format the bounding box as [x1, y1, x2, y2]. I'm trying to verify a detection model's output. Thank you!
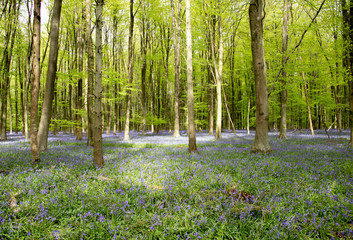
[0, 129, 352, 239]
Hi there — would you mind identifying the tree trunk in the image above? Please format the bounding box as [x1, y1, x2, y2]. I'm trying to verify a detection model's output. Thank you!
[279, 0, 290, 139]
[349, 0, 353, 147]
[76, 7, 84, 140]
[302, 72, 315, 136]
[185, 0, 197, 153]
[171, 0, 181, 137]
[124, 0, 135, 141]
[141, 17, 148, 135]
[0, 3, 18, 141]
[86, 0, 94, 146]
[37, 0, 62, 150]
[208, 67, 214, 135]
[215, 17, 223, 139]
[150, 59, 155, 133]
[30, 0, 41, 163]
[249, 0, 271, 153]
[93, 0, 104, 168]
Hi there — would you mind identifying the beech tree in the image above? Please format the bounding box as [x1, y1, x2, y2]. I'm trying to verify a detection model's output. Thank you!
[124, 0, 135, 142]
[30, 0, 41, 163]
[93, 0, 104, 167]
[249, 0, 271, 153]
[37, 0, 63, 151]
[86, 0, 94, 146]
[185, 0, 197, 153]
[170, 0, 181, 138]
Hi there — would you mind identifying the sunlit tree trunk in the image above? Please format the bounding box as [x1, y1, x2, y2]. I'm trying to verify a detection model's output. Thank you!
[302, 72, 315, 136]
[249, 0, 271, 153]
[279, 0, 290, 139]
[185, 0, 197, 153]
[38, 0, 63, 150]
[93, 0, 104, 167]
[171, 0, 181, 137]
[124, 0, 135, 141]
[208, 65, 214, 135]
[86, 0, 94, 146]
[30, 0, 41, 163]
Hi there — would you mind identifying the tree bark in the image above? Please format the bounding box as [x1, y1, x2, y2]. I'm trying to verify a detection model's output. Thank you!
[37, 0, 62, 150]
[171, 0, 181, 137]
[302, 72, 314, 136]
[208, 66, 214, 135]
[0, 2, 18, 141]
[124, 0, 135, 141]
[93, 0, 104, 168]
[76, 6, 84, 140]
[348, 0, 353, 147]
[140, 17, 148, 135]
[86, 0, 94, 146]
[185, 0, 197, 153]
[249, 0, 271, 153]
[30, 0, 41, 163]
[279, 0, 290, 139]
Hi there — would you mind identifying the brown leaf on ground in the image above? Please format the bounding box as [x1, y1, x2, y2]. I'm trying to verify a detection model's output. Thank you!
[150, 185, 164, 191]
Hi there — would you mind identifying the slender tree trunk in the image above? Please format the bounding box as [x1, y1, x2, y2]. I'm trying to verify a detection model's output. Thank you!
[349, 0, 353, 147]
[0, 4, 17, 140]
[215, 17, 223, 139]
[124, 0, 135, 141]
[141, 18, 148, 135]
[37, 0, 62, 150]
[171, 0, 181, 137]
[279, 0, 290, 139]
[93, 0, 104, 168]
[30, 0, 41, 163]
[8, 88, 12, 134]
[76, 7, 84, 140]
[185, 0, 197, 153]
[208, 67, 214, 135]
[247, 81, 251, 135]
[302, 72, 315, 136]
[150, 59, 155, 133]
[86, 0, 94, 146]
[222, 85, 236, 135]
[15, 60, 19, 133]
[249, 0, 271, 153]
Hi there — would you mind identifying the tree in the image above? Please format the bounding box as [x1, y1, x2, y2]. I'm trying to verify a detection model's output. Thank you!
[278, 0, 290, 139]
[249, 0, 271, 153]
[86, 0, 94, 146]
[76, 6, 84, 141]
[140, 7, 149, 135]
[185, 0, 197, 153]
[170, 0, 181, 138]
[93, 0, 104, 167]
[124, 0, 135, 141]
[37, 0, 63, 151]
[30, 0, 41, 163]
[0, 0, 19, 141]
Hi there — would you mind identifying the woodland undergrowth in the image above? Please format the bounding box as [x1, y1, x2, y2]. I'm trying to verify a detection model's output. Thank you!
[0, 130, 352, 239]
